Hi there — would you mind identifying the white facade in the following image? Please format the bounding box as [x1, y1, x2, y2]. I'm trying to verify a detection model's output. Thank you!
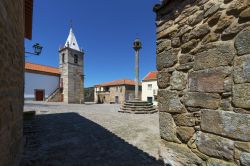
[94, 87, 104, 103]
[142, 80, 158, 106]
[24, 72, 59, 100]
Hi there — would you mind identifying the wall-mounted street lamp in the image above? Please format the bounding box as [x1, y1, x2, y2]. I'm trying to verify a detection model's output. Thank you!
[25, 43, 43, 55]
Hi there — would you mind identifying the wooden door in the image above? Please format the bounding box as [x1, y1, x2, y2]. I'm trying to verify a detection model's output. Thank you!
[35, 90, 44, 101]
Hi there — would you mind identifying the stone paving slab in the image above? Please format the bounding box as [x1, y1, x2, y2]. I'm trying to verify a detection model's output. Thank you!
[21, 101, 161, 166]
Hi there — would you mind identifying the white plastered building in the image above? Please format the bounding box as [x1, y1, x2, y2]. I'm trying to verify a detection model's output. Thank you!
[142, 71, 158, 106]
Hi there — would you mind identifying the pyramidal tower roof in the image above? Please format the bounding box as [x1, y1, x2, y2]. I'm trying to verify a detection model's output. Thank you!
[65, 28, 80, 51]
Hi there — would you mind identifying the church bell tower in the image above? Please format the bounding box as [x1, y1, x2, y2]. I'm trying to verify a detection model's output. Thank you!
[59, 28, 84, 103]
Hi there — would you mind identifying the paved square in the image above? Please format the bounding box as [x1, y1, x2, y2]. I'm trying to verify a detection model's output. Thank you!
[21, 102, 161, 166]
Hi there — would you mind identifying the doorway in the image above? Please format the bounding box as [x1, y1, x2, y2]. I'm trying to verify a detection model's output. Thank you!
[147, 97, 153, 104]
[35, 89, 45, 101]
[115, 96, 119, 104]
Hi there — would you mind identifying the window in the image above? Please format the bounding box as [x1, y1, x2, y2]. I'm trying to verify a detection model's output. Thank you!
[148, 84, 152, 90]
[116, 86, 118, 92]
[62, 53, 65, 63]
[104, 87, 110, 92]
[154, 95, 158, 101]
[74, 54, 78, 64]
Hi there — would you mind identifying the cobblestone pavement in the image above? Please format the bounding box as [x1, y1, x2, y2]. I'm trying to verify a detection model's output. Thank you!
[21, 101, 162, 166]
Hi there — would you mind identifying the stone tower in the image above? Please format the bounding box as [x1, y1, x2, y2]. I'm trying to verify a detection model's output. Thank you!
[59, 28, 84, 104]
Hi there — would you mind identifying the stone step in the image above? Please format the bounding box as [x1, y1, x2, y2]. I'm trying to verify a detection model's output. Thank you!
[121, 105, 156, 110]
[122, 105, 154, 109]
[125, 100, 149, 103]
[119, 110, 158, 114]
[121, 108, 156, 112]
[120, 100, 157, 114]
[123, 106, 154, 109]
[123, 103, 153, 106]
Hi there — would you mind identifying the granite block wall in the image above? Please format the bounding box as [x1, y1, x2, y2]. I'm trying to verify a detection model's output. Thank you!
[0, 0, 25, 165]
[154, 0, 250, 165]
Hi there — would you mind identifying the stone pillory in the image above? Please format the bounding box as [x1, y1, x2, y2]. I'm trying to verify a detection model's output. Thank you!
[119, 39, 157, 114]
[59, 28, 84, 104]
[133, 38, 142, 100]
[154, 0, 250, 165]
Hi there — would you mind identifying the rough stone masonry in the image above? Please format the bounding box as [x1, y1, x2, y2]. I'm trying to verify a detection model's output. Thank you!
[154, 0, 250, 165]
[0, 0, 25, 165]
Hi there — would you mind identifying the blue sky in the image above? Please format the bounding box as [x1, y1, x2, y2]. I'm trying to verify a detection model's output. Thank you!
[25, 0, 159, 87]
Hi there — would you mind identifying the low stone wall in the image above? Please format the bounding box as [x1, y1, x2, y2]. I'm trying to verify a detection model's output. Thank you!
[47, 88, 62, 102]
[154, 0, 250, 165]
[0, 0, 25, 165]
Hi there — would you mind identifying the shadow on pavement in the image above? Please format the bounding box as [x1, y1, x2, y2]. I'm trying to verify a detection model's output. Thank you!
[21, 112, 162, 166]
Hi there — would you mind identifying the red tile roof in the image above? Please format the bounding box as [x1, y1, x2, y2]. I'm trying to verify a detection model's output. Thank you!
[25, 62, 60, 75]
[143, 71, 158, 81]
[96, 79, 141, 87]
